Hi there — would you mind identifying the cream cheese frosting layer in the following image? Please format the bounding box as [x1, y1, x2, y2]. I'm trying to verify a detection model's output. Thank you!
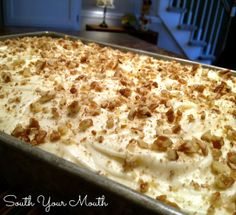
[0, 36, 236, 215]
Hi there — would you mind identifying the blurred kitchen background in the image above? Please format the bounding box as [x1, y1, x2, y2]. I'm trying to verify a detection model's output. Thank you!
[0, 0, 235, 69]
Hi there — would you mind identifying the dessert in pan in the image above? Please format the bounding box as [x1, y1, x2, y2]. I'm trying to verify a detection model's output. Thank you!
[0, 35, 235, 215]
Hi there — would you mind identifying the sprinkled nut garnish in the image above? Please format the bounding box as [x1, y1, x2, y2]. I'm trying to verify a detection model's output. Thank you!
[126, 139, 137, 152]
[214, 174, 235, 190]
[212, 149, 222, 161]
[1, 71, 12, 83]
[79, 119, 93, 132]
[200, 112, 206, 120]
[224, 126, 236, 141]
[97, 136, 104, 143]
[70, 87, 77, 94]
[139, 180, 149, 193]
[28, 118, 40, 129]
[209, 192, 221, 208]
[119, 88, 131, 98]
[211, 161, 230, 175]
[123, 155, 138, 172]
[195, 138, 208, 156]
[167, 148, 179, 161]
[67, 101, 80, 115]
[11, 124, 25, 137]
[30, 102, 42, 113]
[156, 195, 180, 209]
[106, 116, 114, 129]
[90, 81, 103, 92]
[166, 108, 175, 123]
[187, 114, 195, 123]
[51, 107, 59, 119]
[172, 124, 181, 134]
[50, 130, 61, 142]
[227, 152, 236, 170]
[38, 91, 56, 103]
[128, 109, 137, 121]
[91, 130, 97, 136]
[136, 105, 151, 118]
[152, 136, 173, 152]
[33, 129, 47, 144]
[58, 125, 68, 136]
[177, 140, 199, 155]
[201, 131, 224, 149]
[137, 139, 149, 149]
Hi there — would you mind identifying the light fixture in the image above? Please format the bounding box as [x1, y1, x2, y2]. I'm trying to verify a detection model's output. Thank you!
[96, 0, 114, 28]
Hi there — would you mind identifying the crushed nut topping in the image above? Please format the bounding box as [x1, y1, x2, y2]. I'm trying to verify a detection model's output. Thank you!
[152, 136, 173, 152]
[79, 119, 93, 132]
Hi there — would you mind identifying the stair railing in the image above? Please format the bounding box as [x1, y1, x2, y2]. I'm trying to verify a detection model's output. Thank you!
[168, 0, 235, 61]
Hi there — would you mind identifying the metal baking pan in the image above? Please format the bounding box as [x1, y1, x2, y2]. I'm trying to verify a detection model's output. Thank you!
[0, 31, 234, 215]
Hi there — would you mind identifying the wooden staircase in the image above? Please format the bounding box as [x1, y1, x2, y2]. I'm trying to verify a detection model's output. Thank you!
[158, 0, 235, 64]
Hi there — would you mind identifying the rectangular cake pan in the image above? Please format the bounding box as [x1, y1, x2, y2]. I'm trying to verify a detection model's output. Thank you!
[0, 31, 234, 215]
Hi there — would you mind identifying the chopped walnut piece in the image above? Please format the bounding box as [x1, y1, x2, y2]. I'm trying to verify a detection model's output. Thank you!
[214, 174, 235, 190]
[177, 140, 199, 155]
[106, 116, 114, 129]
[51, 107, 59, 119]
[136, 105, 151, 118]
[167, 149, 179, 161]
[187, 114, 195, 123]
[28, 118, 40, 129]
[97, 136, 104, 143]
[193, 84, 205, 93]
[119, 88, 131, 98]
[19, 68, 31, 78]
[209, 192, 221, 208]
[105, 99, 122, 112]
[166, 108, 175, 123]
[227, 152, 236, 170]
[211, 161, 230, 175]
[152, 136, 173, 152]
[137, 139, 149, 149]
[67, 101, 80, 115]
[172, 124, 181, 134]
[70, 87, 77, 94]
[126, 139, 137, 152]
[128, 109, 137, 121]
[11, 124, 24, 137]
[1, 71, 12, 83]
[200, 112, 206, 120]
[38, 91, 56, 103]
[175, 110, 182, 123]
[139, 180, 149, 193]
[195, 138, 208, 156]
[212, 149, 222, 161]
[123, 156, 138, 172]
[30, 102, 42, 113]
[58, 125, 68, 136]
[50, 130, 61, 142]
[79, 119, 93, 132]
[34, 129, 47, 144]
[90, 81, 103, 92]
[201, 131, 224, 149]
[156, 195, 180, 209]
[224, 126, 236, 141]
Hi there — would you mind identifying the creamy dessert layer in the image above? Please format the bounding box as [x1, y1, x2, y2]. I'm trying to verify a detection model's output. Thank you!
[0, 36, 235, 215]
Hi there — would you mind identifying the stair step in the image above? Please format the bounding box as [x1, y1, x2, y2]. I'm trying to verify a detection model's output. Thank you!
[199, 55, 216, 61]
[189, 40, 207, 47]
[167, 7, 186, 13]
[178, 24, 197, 31]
